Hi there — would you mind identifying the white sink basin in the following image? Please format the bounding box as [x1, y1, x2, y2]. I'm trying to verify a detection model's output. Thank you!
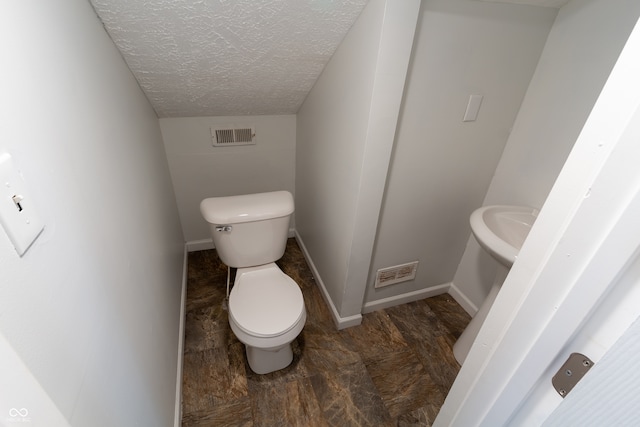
[454, 204, 539, 364]
[470, 205, 538, 267]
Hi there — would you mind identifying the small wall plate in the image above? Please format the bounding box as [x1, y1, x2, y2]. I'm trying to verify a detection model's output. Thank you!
[0, 153, 44, 255]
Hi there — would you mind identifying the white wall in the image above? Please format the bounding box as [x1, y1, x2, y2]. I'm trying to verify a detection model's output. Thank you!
[160, 115, 296, 243]
[0, 334, 70, 426]
[295, 0, 420, 326]
[453, 0, 640, 312]
[0, 1, 184, 426]
[364, 0, 557, 309]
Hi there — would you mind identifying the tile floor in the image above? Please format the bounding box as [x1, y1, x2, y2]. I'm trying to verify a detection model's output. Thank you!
[182, 239, 471, 426]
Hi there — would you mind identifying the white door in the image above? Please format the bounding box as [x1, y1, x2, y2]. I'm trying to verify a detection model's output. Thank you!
[512, 246, 640, 425]
[541, 315, 640, 426]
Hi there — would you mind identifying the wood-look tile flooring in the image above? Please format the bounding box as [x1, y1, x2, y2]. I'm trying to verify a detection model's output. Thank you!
[182, 239, 471, 426]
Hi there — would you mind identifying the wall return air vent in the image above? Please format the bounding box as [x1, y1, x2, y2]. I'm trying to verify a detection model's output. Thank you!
[211, 126, 256, 146]
[374, 261, 419, 288]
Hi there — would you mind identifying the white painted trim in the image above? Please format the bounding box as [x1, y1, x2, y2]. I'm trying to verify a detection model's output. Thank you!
[333, 312, 363, 330]
[294, 230, 363, 330]
[174, 246, 188, 427]
[185, 238, 214, 252]
[448, 282, 478, 316]
[362, 283, 451, 314]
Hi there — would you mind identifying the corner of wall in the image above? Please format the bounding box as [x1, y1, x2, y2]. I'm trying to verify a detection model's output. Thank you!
[448, 282, 478, 316]
[294, 231, 362, 329]
[173, 246, 189, 426]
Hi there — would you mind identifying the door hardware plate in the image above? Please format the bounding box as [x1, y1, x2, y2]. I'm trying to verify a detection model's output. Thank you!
[552, 352, 594, 398]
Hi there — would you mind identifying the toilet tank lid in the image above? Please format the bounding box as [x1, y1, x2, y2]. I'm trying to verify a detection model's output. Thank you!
[200, 191, 294, 225]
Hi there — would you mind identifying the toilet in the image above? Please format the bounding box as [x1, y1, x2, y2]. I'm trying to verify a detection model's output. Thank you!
[200, 191, 306, 374]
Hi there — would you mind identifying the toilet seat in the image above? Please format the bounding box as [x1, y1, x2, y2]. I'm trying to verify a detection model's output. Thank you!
[229, 264, 305, 339]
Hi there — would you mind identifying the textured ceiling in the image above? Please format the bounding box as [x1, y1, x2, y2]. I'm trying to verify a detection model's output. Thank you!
[90, 0, 368, 117]
[91, 0, 570, 118]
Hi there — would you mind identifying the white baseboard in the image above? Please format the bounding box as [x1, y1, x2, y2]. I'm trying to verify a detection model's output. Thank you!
[174, 246, 188, 427]
[294, 230, 362, 330]
[448, 282, 478, 316]
[362, 283, 451, 314]
[185, 238, 214, 252]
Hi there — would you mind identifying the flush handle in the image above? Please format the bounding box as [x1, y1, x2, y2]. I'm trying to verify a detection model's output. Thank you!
[215, 225, 232, 232]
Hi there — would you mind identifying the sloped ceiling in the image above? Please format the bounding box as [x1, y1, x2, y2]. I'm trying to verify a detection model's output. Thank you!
[90, 0, 368, 117]
[90, 0, 571, 119]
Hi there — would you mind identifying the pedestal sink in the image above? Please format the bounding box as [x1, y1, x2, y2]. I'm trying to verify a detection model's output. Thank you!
[453, 205, 538, 364]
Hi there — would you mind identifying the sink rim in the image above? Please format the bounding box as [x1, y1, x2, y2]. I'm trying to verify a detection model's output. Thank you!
[470, 204, 538, 268]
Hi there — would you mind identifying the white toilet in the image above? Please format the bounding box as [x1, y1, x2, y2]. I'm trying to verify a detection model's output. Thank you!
[200, 191, 306, 374]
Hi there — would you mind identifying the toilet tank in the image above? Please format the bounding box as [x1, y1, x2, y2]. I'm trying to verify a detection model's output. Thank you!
[200, 191, 294, 268]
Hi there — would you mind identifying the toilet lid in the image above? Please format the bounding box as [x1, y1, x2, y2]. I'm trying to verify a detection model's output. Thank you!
[229, 266, 305, 338]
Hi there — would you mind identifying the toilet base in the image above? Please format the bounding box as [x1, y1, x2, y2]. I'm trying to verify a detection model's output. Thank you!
[245, 343, 294, 374]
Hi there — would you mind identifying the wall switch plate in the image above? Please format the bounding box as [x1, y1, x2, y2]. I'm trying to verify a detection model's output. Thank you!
[0, 153, 44, 255]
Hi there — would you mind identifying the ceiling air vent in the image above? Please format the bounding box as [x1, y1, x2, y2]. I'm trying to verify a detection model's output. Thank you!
[211, 126, 256, 147]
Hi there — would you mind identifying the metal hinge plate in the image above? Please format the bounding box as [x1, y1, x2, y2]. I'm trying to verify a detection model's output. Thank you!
[552, 352, 594, 398]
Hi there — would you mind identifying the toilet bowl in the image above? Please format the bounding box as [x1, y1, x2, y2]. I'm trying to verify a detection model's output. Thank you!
[200, 191, 306, 374]
[228, 264, 306, 374]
